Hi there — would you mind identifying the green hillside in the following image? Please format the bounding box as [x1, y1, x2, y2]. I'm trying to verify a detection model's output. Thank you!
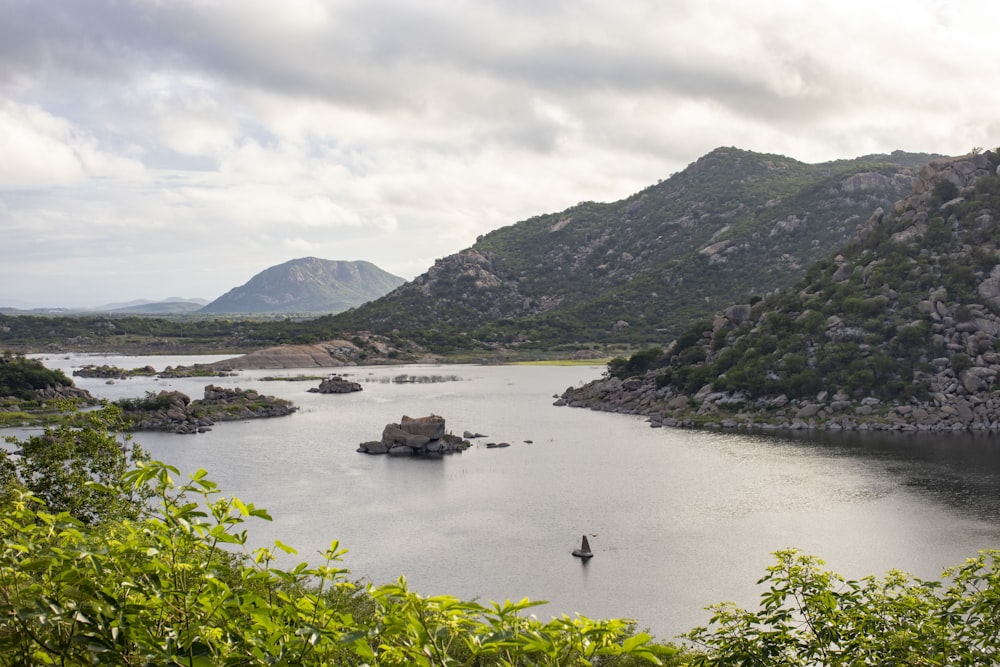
[328, 147, 938, 350]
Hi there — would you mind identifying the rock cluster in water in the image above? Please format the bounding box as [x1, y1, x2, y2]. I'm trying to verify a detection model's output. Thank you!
[308, 375, 362, 394]
[124, 385, 298, 434]
[357, 415, 472, 456]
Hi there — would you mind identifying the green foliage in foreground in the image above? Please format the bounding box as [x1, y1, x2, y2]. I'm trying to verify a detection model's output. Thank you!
[0, 458, 680, 666]
[687, 549, 1000, 666]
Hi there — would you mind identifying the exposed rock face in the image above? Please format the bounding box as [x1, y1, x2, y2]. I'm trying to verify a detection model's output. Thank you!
[206, 335, 431, 370]
[910, 153, 995, 198]
[210, 342, 363, 369]
[357, 414, 470, 456]
[123, 385, 298, 434]
[308, 375, 362, 393]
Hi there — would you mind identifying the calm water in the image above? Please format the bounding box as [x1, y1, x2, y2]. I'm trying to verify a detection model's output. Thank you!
[14, 354, 1000, 639]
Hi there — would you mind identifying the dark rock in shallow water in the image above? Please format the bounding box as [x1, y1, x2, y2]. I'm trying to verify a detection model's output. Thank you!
[308, 375, 362, 394]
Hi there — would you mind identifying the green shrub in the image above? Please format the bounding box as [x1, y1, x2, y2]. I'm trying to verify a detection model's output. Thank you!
[0, 352, 75, 400]
[687, 549, 1000, 666]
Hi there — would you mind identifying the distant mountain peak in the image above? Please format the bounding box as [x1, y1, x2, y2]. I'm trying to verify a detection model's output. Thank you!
[200, 258, 405, 314]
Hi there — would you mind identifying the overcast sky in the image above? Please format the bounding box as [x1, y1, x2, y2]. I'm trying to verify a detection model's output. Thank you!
[2, 0, 999, 307]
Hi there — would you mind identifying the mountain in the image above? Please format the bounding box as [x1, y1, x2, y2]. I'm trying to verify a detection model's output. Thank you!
[560, 150, 1000, 431]
[97, 298, 209, 314]
[0, 298, 209, 316]
[326, 147, 941, 350]
[200, 258, 406, 314]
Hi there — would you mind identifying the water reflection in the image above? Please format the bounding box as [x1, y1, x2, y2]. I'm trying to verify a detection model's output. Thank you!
[760, 429, 1000, 521]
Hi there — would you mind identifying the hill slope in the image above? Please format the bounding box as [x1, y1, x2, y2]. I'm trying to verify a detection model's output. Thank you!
[327, 147, 939, 350]
[561, 150, 1000, 431]
[200, 258, 405, 314]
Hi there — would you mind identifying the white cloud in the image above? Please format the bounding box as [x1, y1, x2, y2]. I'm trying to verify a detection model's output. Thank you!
[0, 101, 143, 186]
[1, 0, 1000, 306]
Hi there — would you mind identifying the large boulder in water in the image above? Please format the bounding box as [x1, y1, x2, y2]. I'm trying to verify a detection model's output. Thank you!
[400, 414, 445, 440]
[359, 414, 470, 456]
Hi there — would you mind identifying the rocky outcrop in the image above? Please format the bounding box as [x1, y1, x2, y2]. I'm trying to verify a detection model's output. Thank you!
[308, 375, 362, 393]
[909, 153, 995, 200]
[357, 414, 472, 456]
[206, 335, 432, 370]
[123, 385, 298, 434]
[32, 384, 95, 401]
[558, 372, 1000, 433]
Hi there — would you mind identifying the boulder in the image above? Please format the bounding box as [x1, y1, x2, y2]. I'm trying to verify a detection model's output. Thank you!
[400, 414, 446, 440]
[382, 424, 431, 449]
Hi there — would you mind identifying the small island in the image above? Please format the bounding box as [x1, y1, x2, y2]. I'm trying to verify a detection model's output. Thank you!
[357, 415, 472, 456]
[308, 375, 362, 394]
[116, 385, 298, 434]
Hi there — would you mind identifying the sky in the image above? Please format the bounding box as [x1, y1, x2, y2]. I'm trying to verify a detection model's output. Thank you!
[2, 1, 1000, 308]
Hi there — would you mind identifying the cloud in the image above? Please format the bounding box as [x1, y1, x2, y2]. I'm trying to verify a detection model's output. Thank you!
[1, 0, 999, 306]
[0, 101, 143, 186]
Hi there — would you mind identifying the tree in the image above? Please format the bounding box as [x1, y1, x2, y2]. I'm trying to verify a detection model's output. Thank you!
[2, 403, 150, 525]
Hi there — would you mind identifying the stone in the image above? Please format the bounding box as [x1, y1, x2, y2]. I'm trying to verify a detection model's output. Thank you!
[794, 404, 823, 419]
[724, 304, 752, 325]
[666, 395, 690, 410]
[381, 424, 430, 449]
[400, 414, 446, 440]
[960, 370, 987, 394]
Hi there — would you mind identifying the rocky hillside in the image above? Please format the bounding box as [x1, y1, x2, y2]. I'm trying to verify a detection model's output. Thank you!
[200, 257, 405, 314]
[326, 148, 939, 350]
[560, 151, 1000, 432]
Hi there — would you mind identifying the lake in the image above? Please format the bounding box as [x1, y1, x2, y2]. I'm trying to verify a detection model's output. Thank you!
[13, 353, 1000, 640]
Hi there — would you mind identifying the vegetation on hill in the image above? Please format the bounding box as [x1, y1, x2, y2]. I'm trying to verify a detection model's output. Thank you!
[327, 148, 939, 351]
[564, 150, 1000, 431]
